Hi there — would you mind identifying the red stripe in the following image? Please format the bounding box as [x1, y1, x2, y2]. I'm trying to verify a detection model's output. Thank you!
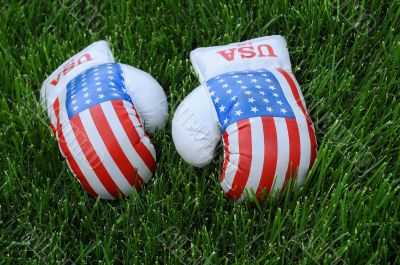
[69, 114, 121, 198]
[256, 117, 278, 200]
[53, 99, 98, 197]
[277, 68, 317, 171]
[90, 104, 143, 188]
[113, 100, 156, 174]
[220, 132, 230, 182]
[285, 118, 301, 183]
[226, 119, 252, 200]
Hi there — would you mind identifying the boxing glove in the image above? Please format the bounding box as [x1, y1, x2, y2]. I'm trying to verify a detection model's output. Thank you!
[172, 36, 317, 201]
[41, 41, 168, 199]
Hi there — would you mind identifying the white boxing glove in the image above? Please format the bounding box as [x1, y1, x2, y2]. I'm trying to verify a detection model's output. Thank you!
[41, 41, 168, 199]
[172, 36, 317, 201]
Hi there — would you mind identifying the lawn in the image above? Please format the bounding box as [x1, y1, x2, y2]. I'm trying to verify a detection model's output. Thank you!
[0, 1, 399, 264]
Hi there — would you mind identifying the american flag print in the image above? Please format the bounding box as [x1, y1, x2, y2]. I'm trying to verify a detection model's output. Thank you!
[206, 68, 317, 201]
[48, 63, 156, 199]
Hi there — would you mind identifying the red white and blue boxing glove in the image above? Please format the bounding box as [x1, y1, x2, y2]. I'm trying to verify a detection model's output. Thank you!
[41, 41, 168, 199]
[172, 36, 317, 201]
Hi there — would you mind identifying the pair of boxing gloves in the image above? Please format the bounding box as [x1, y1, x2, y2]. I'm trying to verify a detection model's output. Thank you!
[41, 36, 317, 201]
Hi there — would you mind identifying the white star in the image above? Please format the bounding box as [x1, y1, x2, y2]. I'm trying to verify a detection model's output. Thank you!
[266, 78, 272, 82]
[255, 85, 261, 89]
[85, 99, 91, 104]
[266, 107, 273, 112]
[277, 100, 283, 105]
[234, 102, 240, 108]
[251, 107, 259, 113]
[237, 80, 243, 84]
[218, 79, 224, 83]
[214, 97, 220, 103]
[269, 85, 276, 90]
[109, 82, 116, 86]
[244, 90, 251, 95]
[222, 83, 228, 88]
[94, 72, 99, 76]
[112, 93, 119, 97]
[259, 91, 265, 95]
[209, 91, 215, 96]
[84, 93, 90, 98]
[261, 73, 267, 77]
[73, 106, 78, 111]
[71, 99, 77, 105]
[230, 96, 237, 101]
[273, 93, 279, 97]
[107, 66, 113, 69]
[263, 98, 269, 103]
[240, 85, 247, 89]
[251, 79, 257, 83]
[111, 87, 117, 91]
[247, 73, 254, 77]
[226, 89, 232, 94]
[82, 87, 88, 92]
[215, 76, 221, 79]
[96, 87, 103, 92]
[232, 75, 239, 78]
[248, 97, 255, 103]
[71, 94, 76, 98]
[107, 70, 113, 74]
[96, 82, 101, 86]
[235, 110, 243, 116]
[108, 76, 114, 80]
[98, 94, 105, 99]
[94, 77, 100, 81]
[281, 108, 287, 113]
[219, 105, 225, 112]
[223, 118, 228, 124]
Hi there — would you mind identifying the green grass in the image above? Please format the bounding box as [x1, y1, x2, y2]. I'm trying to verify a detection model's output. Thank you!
[0, 0, 399, 264]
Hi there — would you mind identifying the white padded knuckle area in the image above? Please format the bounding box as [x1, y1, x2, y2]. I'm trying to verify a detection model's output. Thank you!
[41, 41, 115, 111]
[172, 85, 221, 168]
[119, 64, 168, 133]
[190, 35, 292, 83]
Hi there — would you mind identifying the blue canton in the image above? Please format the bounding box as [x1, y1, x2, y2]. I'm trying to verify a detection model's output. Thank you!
[66, 63, 132, 119]
[206, 69, 295, 132]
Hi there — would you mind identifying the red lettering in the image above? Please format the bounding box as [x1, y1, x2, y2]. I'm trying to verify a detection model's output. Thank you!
[77, 53, 93, 64]
[238, 46, 256, 58]
[50, 72, 62, 86]
[49, 53, 93, 86]
[63, 60, 75, 75]
[217, 48, 236, 61]
[257, 44, 277, 57]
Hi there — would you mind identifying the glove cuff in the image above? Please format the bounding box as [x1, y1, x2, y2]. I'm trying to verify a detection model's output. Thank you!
[190, 35, 292, 83]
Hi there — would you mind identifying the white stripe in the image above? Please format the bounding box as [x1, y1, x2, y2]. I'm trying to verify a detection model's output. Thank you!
[101, 101, 153, 182]
[271, 68, 311, 186]
[271, 117, 289, 192]
[220, 122, 239, 193]
[240, 117, 264, 200]
[79, 110, 132, 196]
[122, 101, 156, 160]
[48, 104, 58, 133]
[57, 96, 113, 199]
